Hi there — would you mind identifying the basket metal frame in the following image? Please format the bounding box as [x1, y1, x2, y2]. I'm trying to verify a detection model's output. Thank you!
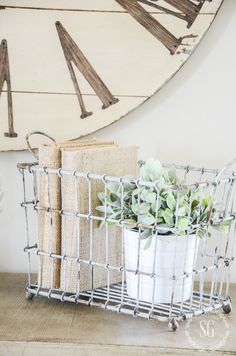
[18, 161, 235, 331]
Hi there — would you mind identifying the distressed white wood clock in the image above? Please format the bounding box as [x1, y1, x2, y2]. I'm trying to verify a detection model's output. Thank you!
[0, 0, 224, 151]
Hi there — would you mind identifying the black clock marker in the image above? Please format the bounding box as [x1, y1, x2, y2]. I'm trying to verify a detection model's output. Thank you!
[115, 0, 182, 55]
[56, 21, 119, 119]
[115, 0, 202, 54]
[0, 39, 17, 138]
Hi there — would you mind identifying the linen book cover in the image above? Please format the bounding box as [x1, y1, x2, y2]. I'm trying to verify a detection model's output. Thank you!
[61, 145, 138, 293]
[38, 140, 115, 289]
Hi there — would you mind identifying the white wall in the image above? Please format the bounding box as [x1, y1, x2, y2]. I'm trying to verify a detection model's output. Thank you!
[0, 0, 236, 282]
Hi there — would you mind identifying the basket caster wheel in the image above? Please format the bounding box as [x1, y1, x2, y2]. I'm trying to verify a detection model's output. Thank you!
[26, 291, 34, 300]
[168, 318, 179, 332]
[222, 303, 232, 314]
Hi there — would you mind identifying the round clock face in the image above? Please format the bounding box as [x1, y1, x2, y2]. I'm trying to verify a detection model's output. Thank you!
[0, 0, 224, 151]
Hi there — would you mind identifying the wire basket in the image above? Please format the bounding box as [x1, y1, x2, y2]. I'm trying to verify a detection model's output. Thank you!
[18, 158, 236, 331]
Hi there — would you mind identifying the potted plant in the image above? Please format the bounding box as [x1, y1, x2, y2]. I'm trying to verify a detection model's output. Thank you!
[96, 159, 223, 304]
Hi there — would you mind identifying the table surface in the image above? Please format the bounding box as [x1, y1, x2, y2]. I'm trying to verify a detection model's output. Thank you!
[0, 273, 235, 355]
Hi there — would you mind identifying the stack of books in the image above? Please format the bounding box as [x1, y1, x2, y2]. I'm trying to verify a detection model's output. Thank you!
[38, 140, 138, 293]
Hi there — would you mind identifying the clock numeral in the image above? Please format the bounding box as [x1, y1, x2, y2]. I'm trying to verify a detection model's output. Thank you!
[56, 21, 119, 119]
[115, 0, 182, 55]
[0, 39, 17, 138]
[163, 0, 203, 28]
[138, 0, 203, 28]
[115, 0, 202, 54]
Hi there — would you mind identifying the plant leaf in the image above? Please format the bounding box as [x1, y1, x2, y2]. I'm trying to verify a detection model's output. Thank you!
[132, 203, 150, 215]
[177, 217, 189, 231]
[139, 159, 163, 181]
[144, 236, 153, 250]
[178, 206, 186, 217]
[167, 192, 176, 211]
[123, 219, 137, 229]
[139, 214, 156, 226]
[106, 182, 120, 195]
[141, 228, 152, 239]
[163, 209, 174, 226]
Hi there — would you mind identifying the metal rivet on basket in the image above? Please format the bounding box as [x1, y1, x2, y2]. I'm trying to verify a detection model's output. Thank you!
[119, 177, 124, 184]
[102, 174, 107, 183]
[86, 172, 91, 181]
[36, 287, 40, 296]
[224, 260, 230, 267]
[117, 304, 122, 313]
[47, 289, 52, 299]
[57, 168, 63, 177]
[133, 308, 139, 317]
[184, 272, 189, 278]
[148, 311, 153, 320]
[43, 167, 49, 175]
[118, 219, 123, 226]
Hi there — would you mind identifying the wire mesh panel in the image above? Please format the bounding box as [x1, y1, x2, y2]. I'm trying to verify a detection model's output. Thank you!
[18, 161, 236, 331]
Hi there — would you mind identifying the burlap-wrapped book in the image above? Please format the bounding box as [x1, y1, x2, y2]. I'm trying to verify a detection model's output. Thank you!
[38, 140, 115, 289]
[61, 146, 138, 293]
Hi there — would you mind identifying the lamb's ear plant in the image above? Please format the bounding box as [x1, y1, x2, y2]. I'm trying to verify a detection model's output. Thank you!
[96, 159, 230, 249]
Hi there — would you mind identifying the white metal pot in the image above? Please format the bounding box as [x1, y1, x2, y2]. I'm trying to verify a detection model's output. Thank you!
[124, 229, 199, 304]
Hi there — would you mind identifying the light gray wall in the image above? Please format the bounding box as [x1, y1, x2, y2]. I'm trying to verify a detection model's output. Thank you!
[0, 0, 236, 282]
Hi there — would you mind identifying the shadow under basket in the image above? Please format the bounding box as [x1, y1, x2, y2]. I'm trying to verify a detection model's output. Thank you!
[124, 229, 199, 304]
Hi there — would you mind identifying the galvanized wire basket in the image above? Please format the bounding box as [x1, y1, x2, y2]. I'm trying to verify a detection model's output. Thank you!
[18, 157, 236, 331]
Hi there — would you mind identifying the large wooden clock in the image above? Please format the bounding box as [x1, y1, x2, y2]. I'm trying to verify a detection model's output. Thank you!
[0, 0, 224, 151]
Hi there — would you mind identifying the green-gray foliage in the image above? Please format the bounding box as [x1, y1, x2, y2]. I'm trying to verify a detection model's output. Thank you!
[96, 159, 229, 248]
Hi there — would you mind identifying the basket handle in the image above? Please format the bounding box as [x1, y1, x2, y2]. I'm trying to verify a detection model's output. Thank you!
[215, 158, 236, 183]
[25, 131, 56, 160]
